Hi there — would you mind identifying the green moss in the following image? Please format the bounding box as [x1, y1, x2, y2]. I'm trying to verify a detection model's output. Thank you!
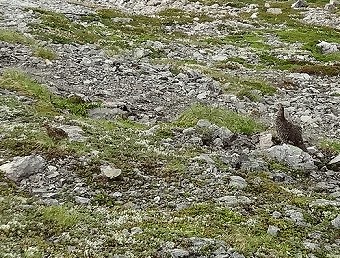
[162, 159, 187, 174]
[30, 9, 102, 44]
[277, 27, 340, 46]
[276, 27, 340, 62]
[212, 31, 270, 50]
[0, 29, 57, 61]
[226, 78, 276, 102]
[139, 202, 312, 257]
[174, 103, 265, 134]
[40, 205, 84, 233]
[158, 8, 213, 25]
[96, 8, 125, 19]
[319, 139, 340, 154]
[0, 29, 34, 45]
[257, 4, 301, 26]
[187, 0, 263, 7]
[29, 8, 198, 52]
[258, 52, 312, 70]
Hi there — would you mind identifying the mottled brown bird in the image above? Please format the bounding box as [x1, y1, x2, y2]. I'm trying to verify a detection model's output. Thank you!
[275, 103, 307, 151]
[43, 123, 68, 141]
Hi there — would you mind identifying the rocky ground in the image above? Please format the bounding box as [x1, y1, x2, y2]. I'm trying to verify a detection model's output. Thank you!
[0, 0, 340, 257]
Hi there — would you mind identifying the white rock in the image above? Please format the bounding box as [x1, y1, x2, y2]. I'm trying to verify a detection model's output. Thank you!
[300, 115, 313, 124]
[112, 192, 122, 198]
[267, 8, 282, 14]
[142, 125, 160, 136]
[291, 0, 308, 8]
[154, 196, 161, 203]
[211, 54, 229, 61]
[213, 137, 223, 147]
[217, 195, 252, 206]
[328, 154, 340, 165]
[196, 119, 212, 128]
[229, 176, 247, 189]
[75, 196, 91, 204]
[272, 211, 282, 218]
[197, 91, 209, 99]
[111, 17, 133, 23]
[310, 199, 340, 207]
[258, 133, 273, 149]
[192, 154, 215, 164]
[45, 59, 52, 65]
[216, 126, 233, 139]
[316, 41, 338, 54]
[288, 73, 311, 80]
[168, 249, 189, 258]
[267, 225, 280, 236]
[250, 13, 258, 19]
[134, 48, 148, 59]
[48, 165, 57, 173]
[303, 241, 318, 251]
[0, 155, 45, 182]
[130, 227, 143, 235]
[182, 127, 195, 135]
[100, 165, 122, 179]
[286, 209, 305, 224]
[306, 146, 318, 154]
[331, 214, 340, 229]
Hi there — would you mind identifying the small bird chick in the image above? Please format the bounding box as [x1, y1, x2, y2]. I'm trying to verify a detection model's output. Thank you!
[43, 123, 68, 141]
[275, 103, 307, 151]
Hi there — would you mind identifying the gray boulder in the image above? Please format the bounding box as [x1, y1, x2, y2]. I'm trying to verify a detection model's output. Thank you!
[196, 119, 234, 146]
[58, 125, 86, 142]
[0, 155, 46, 182]
[291, 0, 308, 8]
[331, 214, 340, 229]
[316, 41, 338, 54]
[229, 176, 247, 189]
[88, 107, 127, 120]
[265, 144, 316, 170]
[167, 248, 189, 258]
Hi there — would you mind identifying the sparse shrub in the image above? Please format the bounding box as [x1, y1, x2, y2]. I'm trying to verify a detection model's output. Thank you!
[33, 46, 57, 60]
[292, 64, 340, 76]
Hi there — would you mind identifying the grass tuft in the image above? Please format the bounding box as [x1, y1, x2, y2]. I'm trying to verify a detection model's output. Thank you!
[40, 205, 83, 233]
[174, 103, 265, 134]
[33, 46, 57, 60]
[0, 69, 98, 116]
[0, 29, 34, 45]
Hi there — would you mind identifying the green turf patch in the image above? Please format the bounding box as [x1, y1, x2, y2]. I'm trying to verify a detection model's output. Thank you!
[0, 69, 98, 116]
[276, 27, 340, 62]
[0, 29, 57, 60]
[174, 103, 265, 134]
